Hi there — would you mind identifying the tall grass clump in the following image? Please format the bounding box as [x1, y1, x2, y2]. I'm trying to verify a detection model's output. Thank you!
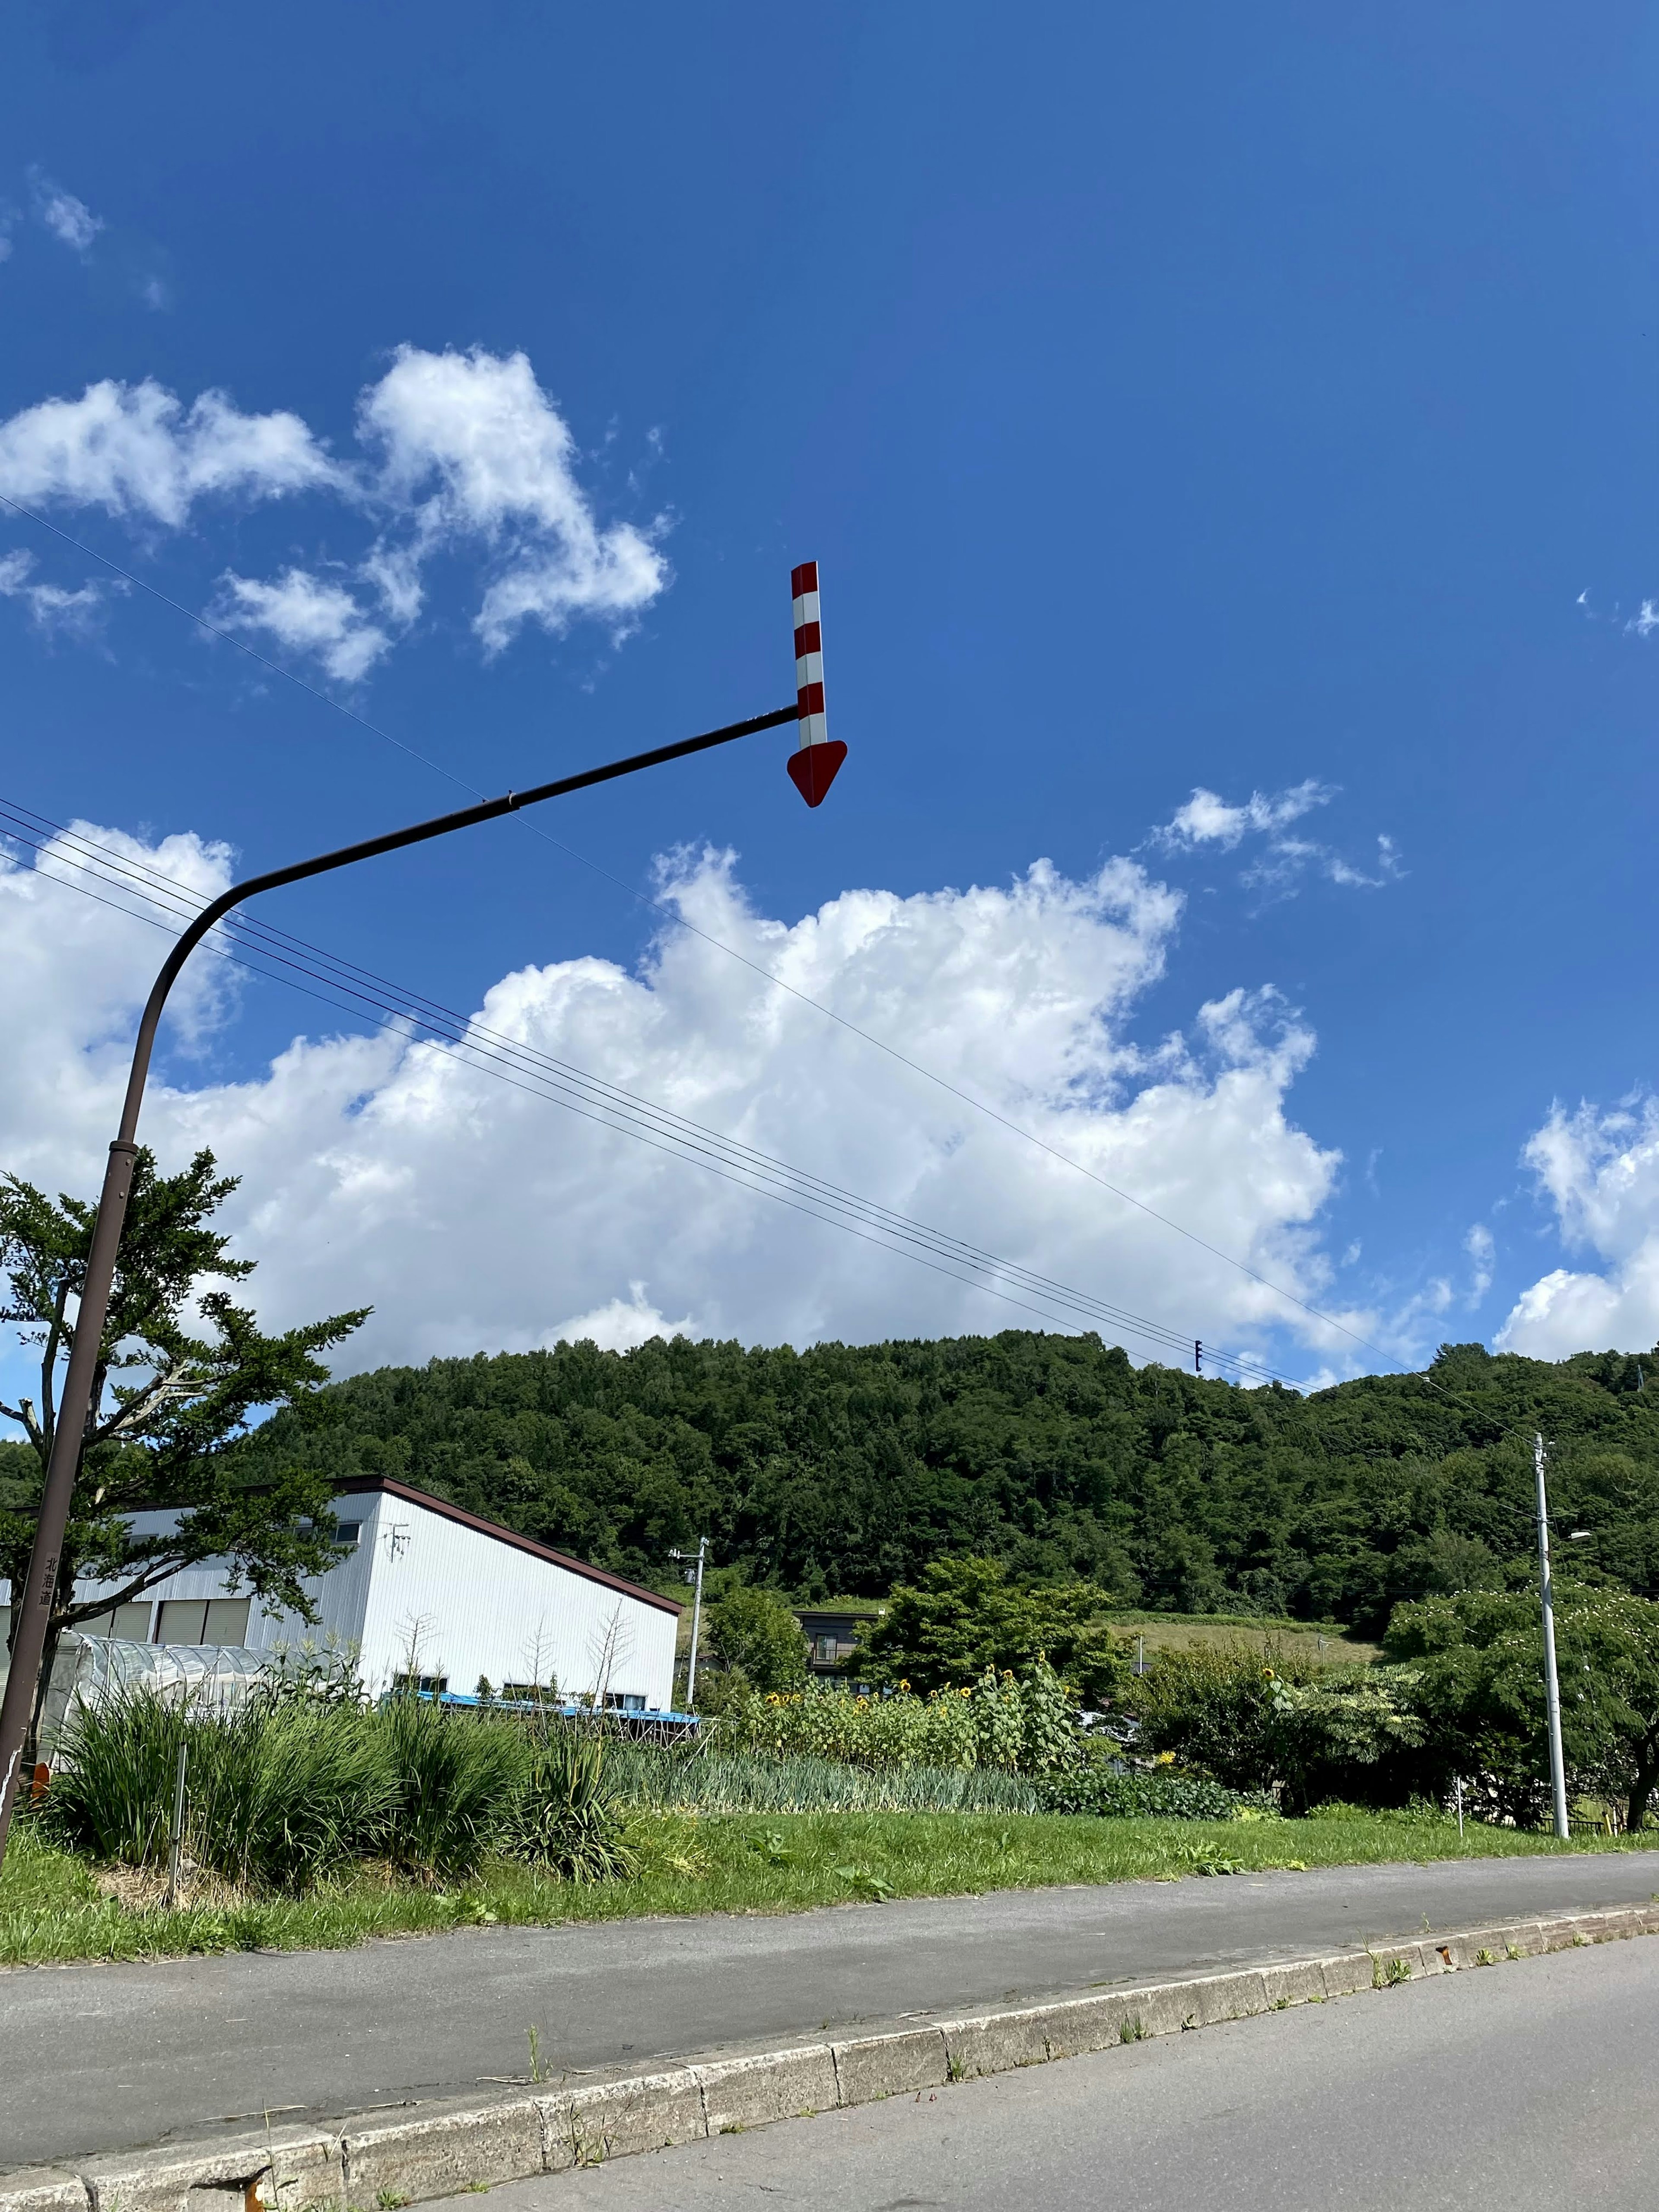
[39, 1684, 191, 1866]
[502, 1727, 636, 1881]
[377, 1695, 529, 1878]
[41, 1687, 642, 1894]
[182, 1697, 394, 1889]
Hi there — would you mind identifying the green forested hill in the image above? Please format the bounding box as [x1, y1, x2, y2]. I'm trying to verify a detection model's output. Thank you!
[234, 1332, 1659, 1635]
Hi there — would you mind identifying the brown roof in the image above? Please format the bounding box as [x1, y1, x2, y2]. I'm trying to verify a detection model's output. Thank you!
[332, 1474, 682, 1617]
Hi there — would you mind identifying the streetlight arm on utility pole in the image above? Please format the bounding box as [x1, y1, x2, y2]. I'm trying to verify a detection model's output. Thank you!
[0, 702, 800, 1862]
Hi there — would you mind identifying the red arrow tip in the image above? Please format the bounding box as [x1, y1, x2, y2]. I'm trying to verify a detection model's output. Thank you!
[786, 740, 847, 808]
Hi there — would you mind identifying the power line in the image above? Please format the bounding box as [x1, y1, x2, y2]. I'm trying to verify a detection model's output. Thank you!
[0, 800, 1313, 1388]
[0, 487, 1397, 1370]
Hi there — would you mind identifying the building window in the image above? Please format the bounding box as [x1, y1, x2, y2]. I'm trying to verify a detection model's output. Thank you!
[391, 1672, 449, 1696]
[81, 1602, 156, 1642]
[154, 1597, 252, 1646]
[500, 1681, 559, 1704]
[332, 1521, 362, 1550]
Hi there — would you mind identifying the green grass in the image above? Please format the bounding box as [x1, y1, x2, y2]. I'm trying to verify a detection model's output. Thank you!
[0, 1805, 1650, 1969]
[602, 1742, 1037, 1815]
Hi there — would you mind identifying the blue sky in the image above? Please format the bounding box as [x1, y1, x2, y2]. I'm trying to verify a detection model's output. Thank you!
[1, 2, 1657, 1382]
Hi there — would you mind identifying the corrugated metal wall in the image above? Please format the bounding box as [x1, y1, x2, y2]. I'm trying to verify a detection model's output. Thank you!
[64, 1491, 677, 1709]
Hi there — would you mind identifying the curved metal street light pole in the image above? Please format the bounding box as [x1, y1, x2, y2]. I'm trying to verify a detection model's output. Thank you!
[0, 703, 802, 1864]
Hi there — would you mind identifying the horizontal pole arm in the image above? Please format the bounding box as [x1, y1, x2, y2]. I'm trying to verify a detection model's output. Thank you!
[115, 703, 798, 1143]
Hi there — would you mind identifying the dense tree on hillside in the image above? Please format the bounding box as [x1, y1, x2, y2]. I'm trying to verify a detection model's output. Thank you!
[232, 1331, 1659, 1636]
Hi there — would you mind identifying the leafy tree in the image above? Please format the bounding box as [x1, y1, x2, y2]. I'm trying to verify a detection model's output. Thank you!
[703, 1583, 808, 1694]
[0, 1150, 368, 1753]
[1385, 1586, 1659, 1831]
[854, 1556, 1130, 1706]
[1128, 1642, 1427, 1812]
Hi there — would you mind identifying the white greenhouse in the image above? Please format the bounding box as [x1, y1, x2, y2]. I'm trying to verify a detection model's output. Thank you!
[3, 1475, 682, 1714]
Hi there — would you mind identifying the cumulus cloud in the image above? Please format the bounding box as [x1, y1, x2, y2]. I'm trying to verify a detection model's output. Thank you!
[357, 345, 667, 650]
[0, 826, 1366, 1376]
[0, 379, 340, 527]
[213, 567, 390, 683]
[0, 348, 666, 673]
[1497, 1098, 1659, 1356]
[546, 1284, 694, 1353]
[31, 172, 103, 254]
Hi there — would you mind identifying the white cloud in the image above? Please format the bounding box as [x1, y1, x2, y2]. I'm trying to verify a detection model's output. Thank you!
[357, 345, 667, 650]
[0, 546, 111, 638]
[213, 568, 390, 683]
[1629, 601, 1659, 637]
[1156, 782, 1401, 897]
[0, 827, 1370, 1376]
[31, 173, 103, 254]
[1159, 781, 1332, 850]
[0, 349, 667, 668]
[1465, 1223, 1494, 1306]
[546, 1284, 694, 1353]
[0, 379, 341, 527]
[1497, 1098, 1659, 1355]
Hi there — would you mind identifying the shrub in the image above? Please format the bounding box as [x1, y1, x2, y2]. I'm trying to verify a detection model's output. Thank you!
[1033, 1768, 1263, 1821]
[40, 1685, 190, 1866]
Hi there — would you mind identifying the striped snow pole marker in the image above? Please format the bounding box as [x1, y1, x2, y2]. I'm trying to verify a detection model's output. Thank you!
[786, 559, 847, 807]
[793, 560, 827, 745]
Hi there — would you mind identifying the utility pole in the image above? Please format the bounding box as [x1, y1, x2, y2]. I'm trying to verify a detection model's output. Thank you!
[670, 1537, 709, 1709]
[0, 564, 845, 1869]
[1535, 1433, 1570, 1840]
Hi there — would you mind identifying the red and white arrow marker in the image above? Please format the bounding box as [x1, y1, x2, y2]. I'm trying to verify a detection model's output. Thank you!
[786, 559, 847, 807]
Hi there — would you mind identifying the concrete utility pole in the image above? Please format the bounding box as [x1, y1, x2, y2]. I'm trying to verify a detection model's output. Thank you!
[0, 567, 847, 1870]
[670, 1537, 709, 1709]
[1535, 1433, 1570, 1840]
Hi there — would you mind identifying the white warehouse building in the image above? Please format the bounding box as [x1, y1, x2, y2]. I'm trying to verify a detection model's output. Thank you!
[52, 1475, 682, 1713]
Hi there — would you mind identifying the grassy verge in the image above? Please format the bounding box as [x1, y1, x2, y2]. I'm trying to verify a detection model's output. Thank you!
[0, 1809, 1651, 1970]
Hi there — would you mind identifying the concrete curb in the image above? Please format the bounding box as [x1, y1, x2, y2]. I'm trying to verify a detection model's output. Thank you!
[9, 1899, 1656, 2211]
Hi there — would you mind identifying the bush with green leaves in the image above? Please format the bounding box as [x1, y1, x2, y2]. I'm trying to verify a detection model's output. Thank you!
[1128, 1641, 1430, 1812]
[1032, 1768, 1263, 1820]
[376, 1693, 531, 1878]
[40, 1687, 653, 1893]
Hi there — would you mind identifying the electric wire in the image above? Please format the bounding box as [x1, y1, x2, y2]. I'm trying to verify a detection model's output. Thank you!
[0, 798, 1310, 1387]
[0, 486, 1399, 1371]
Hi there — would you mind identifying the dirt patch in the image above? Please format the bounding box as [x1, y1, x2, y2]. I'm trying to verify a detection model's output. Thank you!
[91, 1861, 254, 1913]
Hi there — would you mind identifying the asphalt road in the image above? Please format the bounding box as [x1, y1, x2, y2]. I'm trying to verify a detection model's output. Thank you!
[480, 1936, 1659, 2212]
[6, 1851, 1659, 2170]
